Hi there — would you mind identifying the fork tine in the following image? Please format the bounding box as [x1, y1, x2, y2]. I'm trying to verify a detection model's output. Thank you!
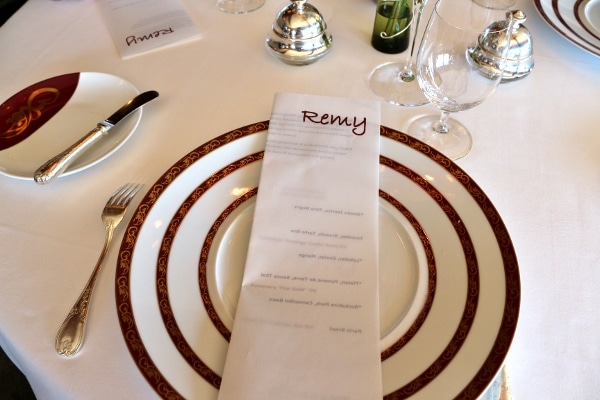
[110, 183, 142, 206]
[108, 183, 132, 204]
[120, 184, 142, 206]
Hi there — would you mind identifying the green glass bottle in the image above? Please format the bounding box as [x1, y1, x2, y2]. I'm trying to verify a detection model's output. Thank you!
[371, 0, 412, 54]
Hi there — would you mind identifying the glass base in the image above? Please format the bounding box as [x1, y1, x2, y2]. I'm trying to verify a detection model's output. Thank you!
[408, 114, 473, 160]
[369, 62, 428, 107]
[216, 0, 264, 13]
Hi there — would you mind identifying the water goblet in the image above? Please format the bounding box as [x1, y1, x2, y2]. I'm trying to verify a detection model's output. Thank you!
[217, 0, 264, 14]
[368, 0, 429, 107]
[408, 0, 513, 159]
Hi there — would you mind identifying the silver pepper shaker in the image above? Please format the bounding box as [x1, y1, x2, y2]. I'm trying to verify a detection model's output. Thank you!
[468, 10, 534, 82]
[265, 0, 333, 65]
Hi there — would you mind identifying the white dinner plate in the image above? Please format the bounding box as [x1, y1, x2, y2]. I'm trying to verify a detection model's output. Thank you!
[0, 72, 141, 180]
[534, 0, 600, 57]
[116, 121, 520, 399]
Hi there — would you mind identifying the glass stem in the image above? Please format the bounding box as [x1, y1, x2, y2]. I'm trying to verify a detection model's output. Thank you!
[399, 0, 427, 83]
[433, 111, 450, 134]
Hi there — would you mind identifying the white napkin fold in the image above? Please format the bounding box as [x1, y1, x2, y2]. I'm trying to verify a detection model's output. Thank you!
[218, 93, 382, 400]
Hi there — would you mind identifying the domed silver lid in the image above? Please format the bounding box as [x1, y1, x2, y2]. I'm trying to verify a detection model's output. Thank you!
[468, 10, 534, 82]
[266, 0, 333, 65]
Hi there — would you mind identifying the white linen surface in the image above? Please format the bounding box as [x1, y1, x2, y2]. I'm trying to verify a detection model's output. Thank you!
[0, 0, 599, 399]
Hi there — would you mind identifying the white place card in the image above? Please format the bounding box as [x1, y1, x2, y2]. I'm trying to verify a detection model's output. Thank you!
[96, 0, 201, 59]
[218, 93, 382, 400]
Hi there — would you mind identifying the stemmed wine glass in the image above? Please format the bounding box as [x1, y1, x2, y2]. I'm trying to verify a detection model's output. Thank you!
[368, 0, 429, 107]
[217, 0, 264, 14]
[408, 0, 513, 159]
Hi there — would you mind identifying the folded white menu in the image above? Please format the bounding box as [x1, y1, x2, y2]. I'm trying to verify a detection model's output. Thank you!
[218, 93, 382, 399]
[96, 0, 201, 59]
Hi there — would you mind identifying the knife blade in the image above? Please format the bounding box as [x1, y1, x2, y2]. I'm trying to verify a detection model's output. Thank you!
[33, 90, 159, 185]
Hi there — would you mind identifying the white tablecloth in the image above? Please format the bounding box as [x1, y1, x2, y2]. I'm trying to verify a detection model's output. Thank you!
[1, 0, 599, 399]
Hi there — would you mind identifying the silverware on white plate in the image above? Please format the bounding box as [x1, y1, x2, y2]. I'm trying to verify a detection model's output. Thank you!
[33, 91, 158, 185]
[55, 183, 142, 357]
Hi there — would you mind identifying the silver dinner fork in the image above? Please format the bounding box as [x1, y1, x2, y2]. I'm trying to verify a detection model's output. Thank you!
[55, 183, 143, 357]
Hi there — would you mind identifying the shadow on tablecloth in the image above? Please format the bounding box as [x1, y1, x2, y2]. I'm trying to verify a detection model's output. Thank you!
[0, 346, 36, 400]
[0, 0, 27, 26]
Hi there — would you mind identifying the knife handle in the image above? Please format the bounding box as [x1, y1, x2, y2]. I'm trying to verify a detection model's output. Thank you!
[33, 123, 112, 185]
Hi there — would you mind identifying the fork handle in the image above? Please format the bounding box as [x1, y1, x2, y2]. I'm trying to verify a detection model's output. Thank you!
[55, 226, 114, 357]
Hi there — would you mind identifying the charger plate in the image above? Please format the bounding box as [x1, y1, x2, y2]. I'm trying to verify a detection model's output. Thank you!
[534, 0, 600, 57]
[116, 121, 520, 399]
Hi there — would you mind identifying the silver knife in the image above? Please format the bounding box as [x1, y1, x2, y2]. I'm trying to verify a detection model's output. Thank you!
[33, 90, 159, 185]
